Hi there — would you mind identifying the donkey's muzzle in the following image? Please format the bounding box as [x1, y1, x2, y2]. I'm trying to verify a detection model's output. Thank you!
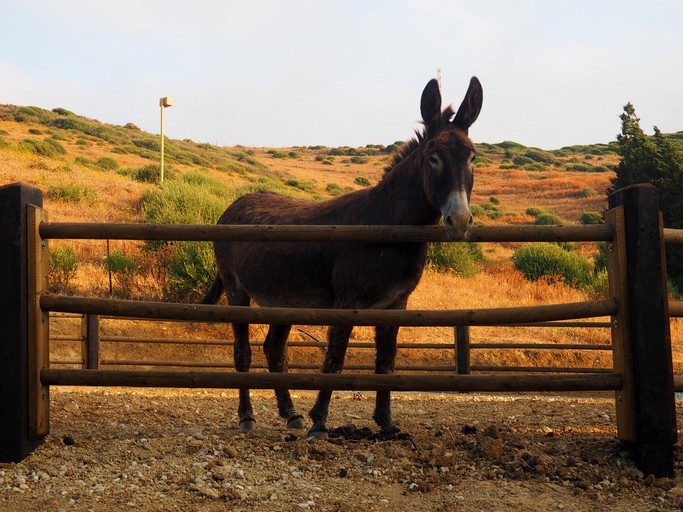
[444, 210, 474, 241]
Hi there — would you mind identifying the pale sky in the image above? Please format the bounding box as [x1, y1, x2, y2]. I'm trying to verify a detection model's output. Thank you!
[2, 1, 681, 149]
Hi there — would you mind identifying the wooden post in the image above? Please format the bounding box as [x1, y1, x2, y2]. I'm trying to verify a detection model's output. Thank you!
[0, 183, 45, 462]
[454, 326, 471, 374]
[27, 205, 50, 440]
[81, 314, 100, 369]
[608, 184, 676, 477]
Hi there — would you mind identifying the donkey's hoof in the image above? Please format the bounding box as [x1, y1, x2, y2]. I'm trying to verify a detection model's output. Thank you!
[308, 431, 328, 441]
[286, 414, 306, 430]
[239, 417, 256, 431]
[307, 427, 328, 440]
[379, 424, 400, 437]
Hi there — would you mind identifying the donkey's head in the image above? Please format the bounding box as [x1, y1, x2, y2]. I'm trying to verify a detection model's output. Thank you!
[419, 76, 483, 240]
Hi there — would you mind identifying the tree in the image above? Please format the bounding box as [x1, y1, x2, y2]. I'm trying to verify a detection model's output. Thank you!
[612, 103, 683, 293]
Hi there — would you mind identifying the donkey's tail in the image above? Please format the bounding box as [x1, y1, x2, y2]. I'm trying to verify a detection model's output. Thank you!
[200, 275, 224, 304]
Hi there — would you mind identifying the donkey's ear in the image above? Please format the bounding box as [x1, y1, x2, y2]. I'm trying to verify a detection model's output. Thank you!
[420, 79, 442, 129]
[452, 76, 483, 132]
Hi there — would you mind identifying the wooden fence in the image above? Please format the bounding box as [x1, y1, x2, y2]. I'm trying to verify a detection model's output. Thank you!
[0, 182, 677, 478]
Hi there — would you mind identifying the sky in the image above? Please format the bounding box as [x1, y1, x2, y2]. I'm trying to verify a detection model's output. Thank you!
[1, 1, 682, 149]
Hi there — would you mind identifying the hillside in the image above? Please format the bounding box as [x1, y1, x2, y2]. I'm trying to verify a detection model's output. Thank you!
[1, 104, 681, 374]
[0, 103, 619, 225]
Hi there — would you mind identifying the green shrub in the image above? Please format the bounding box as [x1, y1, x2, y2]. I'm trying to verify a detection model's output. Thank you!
[19, 138, 66, 157]
[513, 155, 533, 166]
[522, 163, 547, 172]
[118, 164, 162, 183]
[584, 269, 609, 299]
[52, 107, 75, 116]
[350, 156, 368, 164]
[106, 249, 137, 299]
[164, 242, 217, 302]
[534, 212, 564, 226]
[489, 196, 500, 205]
[97, 156, 119, 170]
[28, 128, 42, 135]
[524, 149, 556, 164]
[525, 207, 548, 217]
[512, 243, 592, 287]
[427, 242, 483, 277]
[579, 187, 596, 198]
[271, 151, 288, 159]
[132, 138, 161, 151]
[49, 245, 78, 292]
[565, 163, 592, 172]
[354, 176, 371, 187]
[48, 183, 99, 205]
[326, 183, 343, 196]
[580, 211, 604, 225]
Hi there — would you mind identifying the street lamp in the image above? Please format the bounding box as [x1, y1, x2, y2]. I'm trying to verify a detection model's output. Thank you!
[159, 97, 174, 183]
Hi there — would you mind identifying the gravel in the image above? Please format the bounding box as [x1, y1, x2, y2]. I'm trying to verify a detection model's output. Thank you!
[1, 387, 682, 511]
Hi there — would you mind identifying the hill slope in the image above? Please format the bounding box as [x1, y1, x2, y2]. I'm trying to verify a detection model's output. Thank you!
[0, 103, 622, 225]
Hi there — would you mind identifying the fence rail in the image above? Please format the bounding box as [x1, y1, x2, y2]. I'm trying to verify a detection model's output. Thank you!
[39, 222, 614, 243]
[40, 368, 624, 392]
[41, 294, 618, 327]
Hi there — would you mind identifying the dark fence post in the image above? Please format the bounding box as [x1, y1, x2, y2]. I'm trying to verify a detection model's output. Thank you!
[0, 183, 44, 462]
[81, 314, 100, 369]
[454, 326, 471, 374]
[608, 184, 676, 477]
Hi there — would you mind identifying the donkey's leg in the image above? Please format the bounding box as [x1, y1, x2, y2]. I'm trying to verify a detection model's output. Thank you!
[263, 324, 306, 430]
[309, 325, 353, 437]
[373, 297, 408, 435]
[227, 283, 255, 430]
[374, 324, 400, 435]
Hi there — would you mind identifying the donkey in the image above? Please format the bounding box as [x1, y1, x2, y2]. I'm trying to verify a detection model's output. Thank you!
[201, 76, 483, 437]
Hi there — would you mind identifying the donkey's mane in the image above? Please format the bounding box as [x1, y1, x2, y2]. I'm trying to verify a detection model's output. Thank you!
[383, 104, 456, 177]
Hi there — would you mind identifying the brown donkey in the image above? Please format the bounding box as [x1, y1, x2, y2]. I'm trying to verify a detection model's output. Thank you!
[202, 76, 483, 437]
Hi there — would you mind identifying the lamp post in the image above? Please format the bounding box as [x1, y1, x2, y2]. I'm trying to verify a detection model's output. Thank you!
[159, 97, 174, 183]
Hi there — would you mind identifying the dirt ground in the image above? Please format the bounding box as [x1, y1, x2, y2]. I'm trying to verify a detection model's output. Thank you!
[2, 387, 682, 512]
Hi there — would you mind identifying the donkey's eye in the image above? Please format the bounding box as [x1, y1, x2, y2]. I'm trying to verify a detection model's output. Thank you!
[428, 154, 441, 167]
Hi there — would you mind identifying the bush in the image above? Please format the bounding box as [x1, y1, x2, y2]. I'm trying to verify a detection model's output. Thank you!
[579, 187, 596, 198]
[512, 243, 592, 287]
[326, 183, 343, 196]
[354, 176, 371, 187]
[106, 249, 137, 299]
[97, 156, 119, 170]
[584, 269, 609, 299]
[118, 164, 162, 183]
[579, 211, 604, 225]
[513, 155, 533, 166]
[19, 137, 66, 157]
[565, 163, 592, 172]
[48, 183, 99, 205]
[49, 245, 78, 292]
[525, 207, 548, 217]
[534, 212, 564, 226]
[164, 242, 217, 302]
[427, 242, 483, 277]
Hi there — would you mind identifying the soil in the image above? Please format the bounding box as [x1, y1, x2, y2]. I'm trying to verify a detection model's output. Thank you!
[2, 387, 682, 511]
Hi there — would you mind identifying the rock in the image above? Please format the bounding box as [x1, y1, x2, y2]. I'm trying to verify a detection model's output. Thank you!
[478, 437, 504, 464]
[483, 425, 499, 439]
